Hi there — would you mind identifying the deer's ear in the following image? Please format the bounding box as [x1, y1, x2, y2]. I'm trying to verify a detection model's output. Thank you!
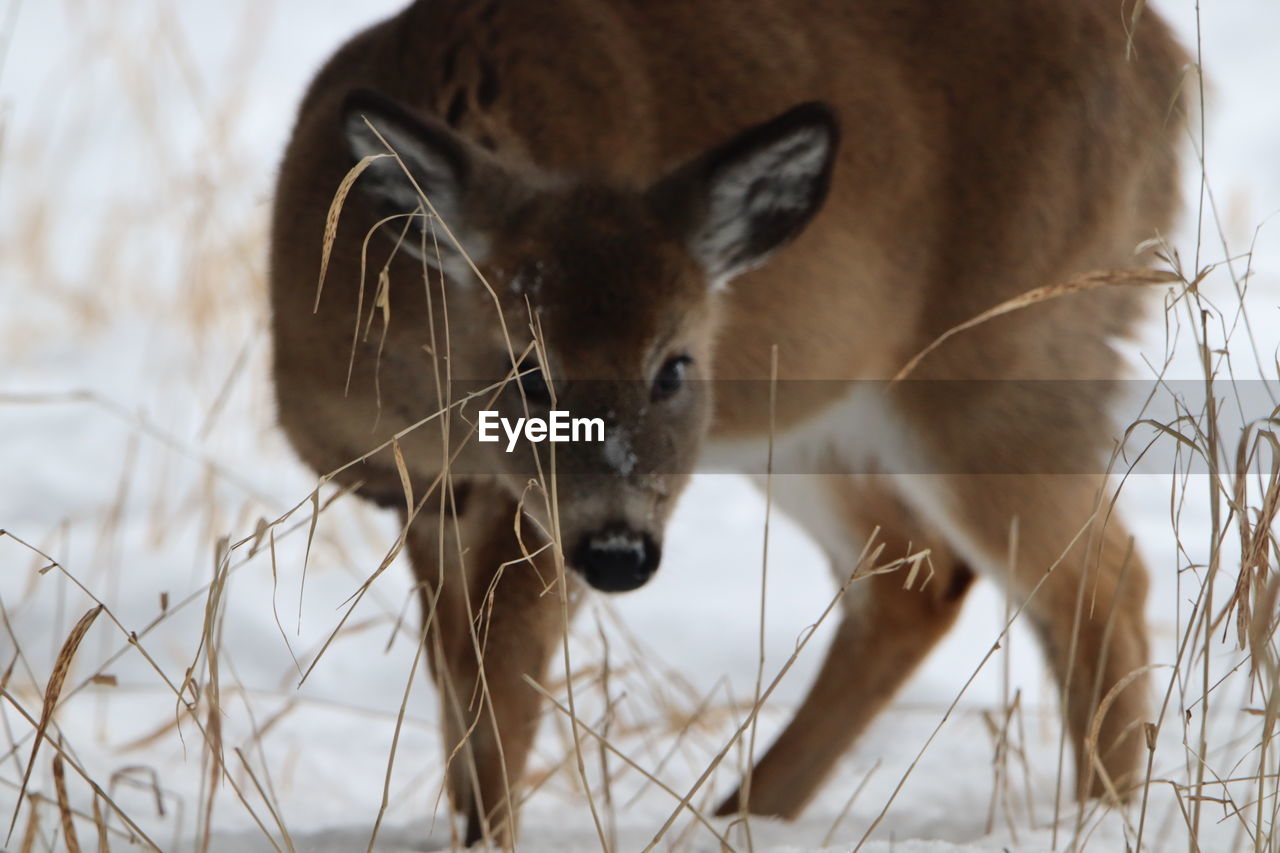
[342, 89, 490, 273]
[651, 103, 839, 286]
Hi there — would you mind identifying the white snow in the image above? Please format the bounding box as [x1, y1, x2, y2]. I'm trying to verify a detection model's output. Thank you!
[2, 2, 1280, 851]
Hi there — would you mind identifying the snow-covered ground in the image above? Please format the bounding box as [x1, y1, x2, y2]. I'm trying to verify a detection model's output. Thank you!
[2, 2, 1279, 851]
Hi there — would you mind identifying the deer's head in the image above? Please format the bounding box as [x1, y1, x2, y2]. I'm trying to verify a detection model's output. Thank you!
[343, 90, 838, 592]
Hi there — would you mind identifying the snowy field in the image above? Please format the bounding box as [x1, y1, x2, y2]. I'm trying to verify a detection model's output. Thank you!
[2, 2, 1280, 851]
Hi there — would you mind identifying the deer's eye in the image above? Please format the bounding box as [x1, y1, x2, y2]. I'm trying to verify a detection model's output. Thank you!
[652, 355, 691, 402]
[517, 356, 551, 404]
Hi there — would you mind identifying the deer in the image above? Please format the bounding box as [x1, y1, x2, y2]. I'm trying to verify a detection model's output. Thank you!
[269, 0, 1186, 845]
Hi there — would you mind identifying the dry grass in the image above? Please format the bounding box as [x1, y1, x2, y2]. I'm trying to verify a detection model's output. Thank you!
[2, 1, 1280, 851]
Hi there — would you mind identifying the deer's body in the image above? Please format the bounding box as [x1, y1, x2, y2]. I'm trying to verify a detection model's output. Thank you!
[270, 0, 1185, 844]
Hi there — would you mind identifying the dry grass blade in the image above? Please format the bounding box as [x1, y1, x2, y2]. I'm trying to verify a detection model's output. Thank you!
[736, 344, 780, 851]
[892, 268, 1180, 381]
[233, 748, 294, 853]
[822, 758, 881, 848]
[7, 604, 103, 844]
[314, 152, 390, 312]
[18, 797, 38, 853]
[1083, 664, 1165, 823]
[92, 794, 108, 853]
[1226, 429, 1280, 654]
[53, 749, 82, 853]
[392, 438, 414, 517]
[366, 617, 430, 853]
[198, 538, 233, 853]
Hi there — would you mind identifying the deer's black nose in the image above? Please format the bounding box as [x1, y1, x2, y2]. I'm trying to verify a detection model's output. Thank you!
[573, 527, 660, 592]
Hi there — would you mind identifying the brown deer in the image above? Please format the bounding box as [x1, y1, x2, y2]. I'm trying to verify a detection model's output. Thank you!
[269, 0, 1186, 845]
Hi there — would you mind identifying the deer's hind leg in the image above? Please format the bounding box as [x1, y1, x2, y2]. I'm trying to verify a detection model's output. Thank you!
[716, 476, 975, 819]
[402, 485, 575, 847]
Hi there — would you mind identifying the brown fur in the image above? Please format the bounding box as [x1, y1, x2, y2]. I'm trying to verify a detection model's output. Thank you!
[270, 0, 1185, 844]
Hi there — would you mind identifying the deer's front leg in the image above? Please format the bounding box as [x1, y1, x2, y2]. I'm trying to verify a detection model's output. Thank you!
[714, 488, 975, 820]
[402, 489, 573, 848]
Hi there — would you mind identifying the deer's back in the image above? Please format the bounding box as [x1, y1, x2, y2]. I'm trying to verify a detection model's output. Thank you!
[270, 0, 1186, 459]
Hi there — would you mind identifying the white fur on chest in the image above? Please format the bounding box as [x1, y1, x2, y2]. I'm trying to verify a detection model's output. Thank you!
[704, 385, 922, 567]
[703, 384, 1006, 581]
[705, 384, 922, 481]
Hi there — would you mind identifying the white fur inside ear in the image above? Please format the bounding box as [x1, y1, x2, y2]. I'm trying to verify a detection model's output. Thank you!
[346, 114, 458, 219]
[695, 125, 832, 282]
[346, 114, 402, 161]
[713, 127, 830, 217]
[344, 110, 487, 274]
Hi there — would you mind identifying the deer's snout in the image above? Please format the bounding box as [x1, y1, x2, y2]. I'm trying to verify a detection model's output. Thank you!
[572, 525, 661, 592]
